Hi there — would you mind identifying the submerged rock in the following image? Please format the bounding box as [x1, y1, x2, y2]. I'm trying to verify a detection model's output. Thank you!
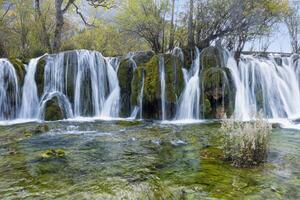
[41, 149, 66, 159]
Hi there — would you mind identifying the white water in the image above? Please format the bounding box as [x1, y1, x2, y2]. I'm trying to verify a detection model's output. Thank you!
[38, 91, 74, 119]
[159, 55, 166, 120]
[74, 50, 107, 117]
[227, 54, 300, 121]
[129, 106, 139, 120]
[1, 50, 121, 122]
[19, 56, 43, 119]
[172, 47, 184, 62]
[0, 59, 20, 120]
[175, 48, 201, 120]
[100, 58, 120, 118]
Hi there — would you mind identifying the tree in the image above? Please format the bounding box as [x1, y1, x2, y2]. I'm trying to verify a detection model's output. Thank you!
[192, 0, 288, 55]
[188, 0, 194, 50]
[285, 0, 300, 53]
[117, 0, 169, 53]
[168, 0, 175, 50]
[35, 0, 52, 52]
[52, 0, 113, 52]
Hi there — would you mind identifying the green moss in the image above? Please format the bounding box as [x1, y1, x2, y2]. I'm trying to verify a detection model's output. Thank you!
[116, 120, 142, 127]
[201, 46, 225, 69]
[9, 58, 26, 85]
[164, 54, 184, 103]
[36, 58, 46, 98]
[22, 124, 49, 138]
[41, 149, 66, 159]
[118, 59, 134, 117]
[130, 66, 144, 107]
[144, 55, 160, 103]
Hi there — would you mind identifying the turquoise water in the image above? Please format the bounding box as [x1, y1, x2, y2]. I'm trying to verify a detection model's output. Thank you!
[0, 120, 299, 199]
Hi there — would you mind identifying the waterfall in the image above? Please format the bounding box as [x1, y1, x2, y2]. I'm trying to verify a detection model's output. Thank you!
[0, 59, 20, 120]
[0, 49, 122, 121]
[100, 58, 121, 118]
[19, 56, 43, 119]
[74, 50, 108, 117]
[127, 52, 138, 70]
[38, 91, 74, 120]
[129, 106, 139, 119]
[227, 53, 300, 120]
[139, 72, 145, 119]
[159, 56, 166, 120]
[175, 48, 201, 120]
[172, 47, 184, 62]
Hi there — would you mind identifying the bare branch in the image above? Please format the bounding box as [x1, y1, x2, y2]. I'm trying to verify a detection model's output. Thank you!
[72, 2, 96, 28]
[1, 3, 13, 22]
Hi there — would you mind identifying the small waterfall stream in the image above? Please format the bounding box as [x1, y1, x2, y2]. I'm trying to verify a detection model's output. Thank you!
[175, 48, 201, 120]
[0, 59, 20, 120]
[19, 56, 43, 119]
[100, 58, 121, 118]
[159, 56, 166, 120]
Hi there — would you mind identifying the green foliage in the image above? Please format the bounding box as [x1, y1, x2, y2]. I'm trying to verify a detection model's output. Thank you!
[116, 0, 170, 52]
[221, 117, 272, 167]
[63, 20, 148, 56]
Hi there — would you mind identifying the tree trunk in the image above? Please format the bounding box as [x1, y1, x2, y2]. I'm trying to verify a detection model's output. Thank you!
[188, 0, 194, 50]
[0, 39, 7, 57]
[169, 0, 175, 50]
[35, 0, 52, 52]
[53, 0, 64, 53]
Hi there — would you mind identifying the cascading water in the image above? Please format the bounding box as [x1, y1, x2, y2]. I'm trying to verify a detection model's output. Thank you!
[19, 56, 43, 119]
[175, 48, 201, 120]
[0, 50, 123, 121]
[227, 53, 300, 121]
[127, 52, 138, 70]
[159, 55, 166, 120]
[172, 47, 184, 63]
[129, 106, 139, 119]
[0, 59, 20, 120]
[100, 58, 121, 118]
[38, 91, 74, 119]
[74, 50, 108, 117]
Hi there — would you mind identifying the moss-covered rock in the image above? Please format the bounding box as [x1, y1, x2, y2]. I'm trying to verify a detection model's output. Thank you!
[118, 59, 135, 117]
[41, 149, 66, 159]
[23, 124, 49, 137]
[44, 97, 64, 121]
[118, 51, 154, 117]
[36, 58, 46, 98]
[200, 47, 235, 119]
[9, 58, 26, 85]
[130, 53, 184, 119]
[201, 46, 226, 69]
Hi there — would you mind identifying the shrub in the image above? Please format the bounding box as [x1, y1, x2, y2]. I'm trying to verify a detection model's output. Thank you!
[221, 117, 272, 167]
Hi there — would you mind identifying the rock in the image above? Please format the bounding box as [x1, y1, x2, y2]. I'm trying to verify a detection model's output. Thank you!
[41, 149, 66, 159]
[44, 97, 64, 121]
[201, 46, 226, 69]
[131, 53, 184, 119]
[118, 51, 154, 117]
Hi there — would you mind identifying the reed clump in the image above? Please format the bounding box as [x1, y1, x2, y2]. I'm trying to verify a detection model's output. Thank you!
[221, 116, 272, 167]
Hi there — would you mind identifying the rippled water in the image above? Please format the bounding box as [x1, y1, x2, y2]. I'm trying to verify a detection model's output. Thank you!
[0, 121, 299, 199]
